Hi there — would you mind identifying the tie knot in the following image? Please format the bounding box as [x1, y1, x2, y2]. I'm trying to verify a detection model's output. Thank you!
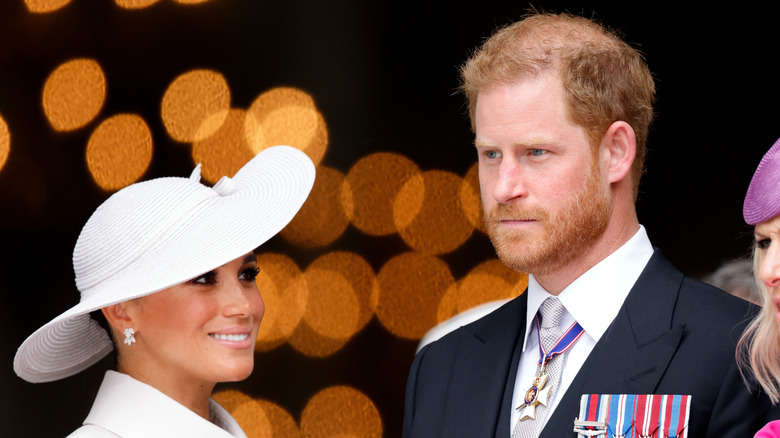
[540, 297, 564, 329]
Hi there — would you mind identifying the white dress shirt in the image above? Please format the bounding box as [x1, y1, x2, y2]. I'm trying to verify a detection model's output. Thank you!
[68, 370, 247, 437]
[509, 225, 654, 434]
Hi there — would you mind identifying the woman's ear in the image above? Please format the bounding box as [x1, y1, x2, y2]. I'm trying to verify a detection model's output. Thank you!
[101, 302, 132, 331]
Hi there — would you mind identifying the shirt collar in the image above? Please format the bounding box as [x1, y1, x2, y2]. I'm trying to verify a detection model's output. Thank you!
[523, 225, 653, 351]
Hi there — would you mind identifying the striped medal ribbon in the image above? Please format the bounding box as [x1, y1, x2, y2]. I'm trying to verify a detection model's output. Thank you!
[574, 394, 691, 438]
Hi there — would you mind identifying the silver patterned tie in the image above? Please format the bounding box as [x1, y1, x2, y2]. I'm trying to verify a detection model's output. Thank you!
[512, 297, 565, 438]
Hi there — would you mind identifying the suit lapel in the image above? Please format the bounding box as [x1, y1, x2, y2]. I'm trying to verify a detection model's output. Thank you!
[440, 292, 528, 437]
[540, 250, 686, 437]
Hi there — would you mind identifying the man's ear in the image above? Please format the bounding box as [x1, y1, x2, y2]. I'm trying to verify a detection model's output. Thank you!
[601, 121, 636, 184]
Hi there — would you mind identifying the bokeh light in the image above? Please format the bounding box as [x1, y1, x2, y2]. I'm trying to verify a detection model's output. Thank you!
[395, 170, 474, 255]
[288, 268, 359, 357]
[460, 162, 486, 233]
[375, 252, 455, 339]
[255, 253, 307, 352]
[307, 252, 376, 332]
[161, 69, 230, 142]
[300, 386, 382, 438]
[281, 166, 352, 248]
[211, 390, 274, 438]
[245, 87, 328, 165]
[344, 152, 421, 236]
[192, 109, 254, 183]
[42, 58, 106, 131]
[115, 0, 161, 8]
[24, 0, 72, 13]
[86, 114, 153, 191]
[437, 259, 527, 323]
[0, 114, 9, 172]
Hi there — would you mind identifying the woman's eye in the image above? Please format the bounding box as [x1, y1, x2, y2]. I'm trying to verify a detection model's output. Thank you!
[240, 266, 260, 282]
[192, 271, 217, 285]
[757, 238, 771, 250]
[531, 148, 546, 156]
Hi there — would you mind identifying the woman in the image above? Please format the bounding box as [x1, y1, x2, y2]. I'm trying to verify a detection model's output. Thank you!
[741, 137, 780, 437]
[14, 145, 315, 437]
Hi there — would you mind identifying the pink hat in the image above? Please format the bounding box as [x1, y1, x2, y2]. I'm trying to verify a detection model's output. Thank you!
[744, 137, 780, 225]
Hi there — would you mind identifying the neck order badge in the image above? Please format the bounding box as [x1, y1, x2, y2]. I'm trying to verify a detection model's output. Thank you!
[516, 319, 585, 421]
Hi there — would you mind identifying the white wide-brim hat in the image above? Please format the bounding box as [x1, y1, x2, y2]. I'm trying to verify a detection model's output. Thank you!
[14, 145, 315, 383]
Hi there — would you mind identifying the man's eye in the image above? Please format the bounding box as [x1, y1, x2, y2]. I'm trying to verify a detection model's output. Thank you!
[531, 149, 546, 156]
[486, 151, 499, 159]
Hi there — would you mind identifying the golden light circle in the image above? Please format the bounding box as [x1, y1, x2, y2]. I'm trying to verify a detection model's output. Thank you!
[308, 251, 376, 332]
[0, 114, 9, 173]
[86, 114, 153, 191]
[437, 259, 527, 323]
[344, 152, 422, 236]
[460, 161, 486, 233]
[280, 166, 351, 248]
[255, 253, 307, 352]
[211, 390, 273, 438]
[300, 386, 382, 438]
[115, 0, 160, 8]
[42, 58, 105, 131]
[288, 268, 359, 357]
[24, 0, 72, 13]
[375, 252, 454, 339]
[192, 109, 255, 184]
[161, 69, 230, 142]
[395, 170, 474, 255]
[245, 87, 328, 165]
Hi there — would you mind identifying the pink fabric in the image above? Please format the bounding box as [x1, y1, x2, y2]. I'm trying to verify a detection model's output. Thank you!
[756, 420, 780, 438]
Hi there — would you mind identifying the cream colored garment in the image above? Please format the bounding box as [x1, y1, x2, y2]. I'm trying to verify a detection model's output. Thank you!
[68, 371, 247, 438]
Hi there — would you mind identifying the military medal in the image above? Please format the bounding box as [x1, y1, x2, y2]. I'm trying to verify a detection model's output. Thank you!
[516, 318, 585, 421]
[574, 394, 692, 438]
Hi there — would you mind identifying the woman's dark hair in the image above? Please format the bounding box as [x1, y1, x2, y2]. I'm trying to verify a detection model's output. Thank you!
[89, 309, 119, 366]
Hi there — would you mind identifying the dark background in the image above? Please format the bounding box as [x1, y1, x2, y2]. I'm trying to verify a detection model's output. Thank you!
[1, 0, 778, 436]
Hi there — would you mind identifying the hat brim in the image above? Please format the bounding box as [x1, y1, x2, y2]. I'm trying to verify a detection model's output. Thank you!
[14, 145, 315, 382]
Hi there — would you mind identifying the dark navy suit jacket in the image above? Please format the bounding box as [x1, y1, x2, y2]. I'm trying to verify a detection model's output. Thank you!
[403, 251, 779, 437]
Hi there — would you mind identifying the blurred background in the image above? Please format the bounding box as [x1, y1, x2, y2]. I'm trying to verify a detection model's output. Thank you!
[1, 0, 778, 436]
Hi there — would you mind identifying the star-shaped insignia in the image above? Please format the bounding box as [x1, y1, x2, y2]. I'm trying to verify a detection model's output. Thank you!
[517, 373, 552, 421]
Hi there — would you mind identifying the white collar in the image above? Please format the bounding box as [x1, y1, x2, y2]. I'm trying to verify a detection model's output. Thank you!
[522, 225, 654, 351]
[83, 370, 247, 437]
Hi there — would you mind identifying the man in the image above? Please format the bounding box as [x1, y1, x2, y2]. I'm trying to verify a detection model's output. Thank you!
[403, 12, 777, 438]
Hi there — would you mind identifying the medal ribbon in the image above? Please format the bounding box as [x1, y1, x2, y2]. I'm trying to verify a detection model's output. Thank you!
[535, 317, 585, 367]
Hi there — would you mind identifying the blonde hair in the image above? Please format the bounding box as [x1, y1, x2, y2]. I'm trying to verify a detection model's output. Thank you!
[737, 246, 780, 403]
[460, 12, 655, 200]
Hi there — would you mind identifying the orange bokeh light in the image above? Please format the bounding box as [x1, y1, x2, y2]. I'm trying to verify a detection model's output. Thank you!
[395, 170, 474, 255]
[281, 166, 352, 248]
[245, 87, 328, 166]
[42, 58, 106, 132]
[255, 253, 307, 352]
[308, 252, 376, 332]
[375, 252, 454, 339]
[460, 161, 486, 233]
[161, 69, 231, 143]
[300, 386, 382, 438]
[344, 152, 421, 236]
[115, 0, 161, 8]
[437, 259, 527, 323]
[191, 109, 255, 184]
[288, 268, 359, 357]
[211, 390, 274, 438]
[86, 114, 153, 191]
[24, 0, 72, 13]
[0, 114, 9, 173]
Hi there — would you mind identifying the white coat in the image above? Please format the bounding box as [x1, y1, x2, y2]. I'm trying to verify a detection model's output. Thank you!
[67, 371, 248, 437]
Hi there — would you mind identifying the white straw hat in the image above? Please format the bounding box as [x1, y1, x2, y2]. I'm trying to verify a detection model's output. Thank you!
[14, 145, 315, 383]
